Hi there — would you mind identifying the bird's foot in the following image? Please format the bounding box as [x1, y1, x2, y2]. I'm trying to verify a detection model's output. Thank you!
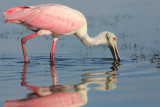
[26, 85, 39, 93]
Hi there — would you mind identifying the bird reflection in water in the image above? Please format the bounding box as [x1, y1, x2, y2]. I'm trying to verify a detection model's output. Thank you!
[5, 62, 120, 107]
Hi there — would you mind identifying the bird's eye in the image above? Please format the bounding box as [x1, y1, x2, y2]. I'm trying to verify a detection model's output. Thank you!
[113, 37, 116, 41]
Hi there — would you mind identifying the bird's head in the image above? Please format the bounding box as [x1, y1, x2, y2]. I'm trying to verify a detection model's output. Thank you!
[104, 32, 121, 61]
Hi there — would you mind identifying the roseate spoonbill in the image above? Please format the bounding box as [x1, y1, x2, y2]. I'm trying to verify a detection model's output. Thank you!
[3, 4, 120, 63]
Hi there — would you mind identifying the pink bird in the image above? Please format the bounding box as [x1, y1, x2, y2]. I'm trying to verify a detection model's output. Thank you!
[3, 4, 120, 63]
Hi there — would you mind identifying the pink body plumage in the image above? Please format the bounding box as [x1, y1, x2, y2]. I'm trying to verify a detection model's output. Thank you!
[3, 4, 121, 62]
[4, 4, 86, 35]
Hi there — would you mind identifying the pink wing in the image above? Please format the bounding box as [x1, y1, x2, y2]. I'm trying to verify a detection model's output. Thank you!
[4, 4, 86, 34]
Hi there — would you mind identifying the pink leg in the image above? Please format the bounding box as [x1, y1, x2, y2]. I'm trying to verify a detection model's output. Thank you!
[50, 37, 59, 62]
[21, 62, 39, 93]
[21, 33, 39, 63]
[50, 63, 58, 85]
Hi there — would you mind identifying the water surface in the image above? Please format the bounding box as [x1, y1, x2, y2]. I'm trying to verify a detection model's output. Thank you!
[0, 0, 160, 107]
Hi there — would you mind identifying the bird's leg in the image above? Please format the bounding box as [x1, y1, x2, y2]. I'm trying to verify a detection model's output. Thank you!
[21, 33, 39, 63]
[50, 36, 59, 62]
[21, 63, 28, 86]
[50, 62, 58, 85]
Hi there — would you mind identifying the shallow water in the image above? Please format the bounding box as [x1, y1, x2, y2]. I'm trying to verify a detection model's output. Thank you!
[0, 0, 160, 107]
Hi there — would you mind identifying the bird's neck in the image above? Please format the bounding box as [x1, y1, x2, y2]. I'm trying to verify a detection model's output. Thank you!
[75, 32, 106, 46]
[77, 34, 97, 46]
[75, 24, 107, 46]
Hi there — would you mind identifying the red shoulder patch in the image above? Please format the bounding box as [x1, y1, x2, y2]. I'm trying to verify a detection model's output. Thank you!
[4, 6, 30, 14]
